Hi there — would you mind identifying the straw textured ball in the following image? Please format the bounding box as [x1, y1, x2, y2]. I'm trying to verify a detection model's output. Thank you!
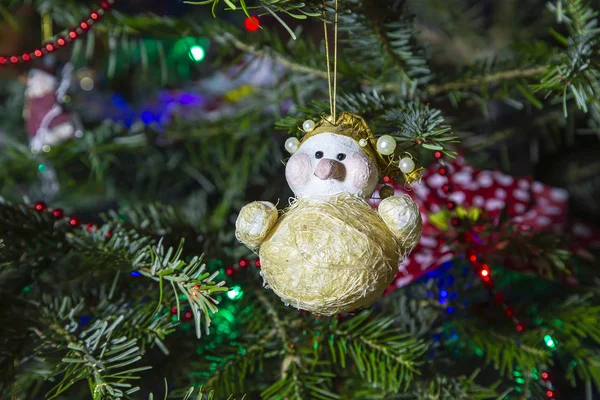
[259, 195, 402, 315]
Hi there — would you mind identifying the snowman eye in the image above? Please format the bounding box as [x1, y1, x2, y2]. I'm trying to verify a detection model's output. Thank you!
[336, 153, 346, 161]
[315, 151, 324, 159]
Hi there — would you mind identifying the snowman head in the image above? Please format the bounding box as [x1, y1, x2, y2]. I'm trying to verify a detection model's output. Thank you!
[285, 112, 399, 200]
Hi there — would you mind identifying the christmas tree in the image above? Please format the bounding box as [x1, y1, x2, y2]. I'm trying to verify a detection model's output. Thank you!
[2, 0, 600, 398]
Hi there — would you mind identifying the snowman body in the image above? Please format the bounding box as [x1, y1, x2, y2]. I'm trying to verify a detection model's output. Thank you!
[260, 195, 399, 315]
[236, 117, 422, 315]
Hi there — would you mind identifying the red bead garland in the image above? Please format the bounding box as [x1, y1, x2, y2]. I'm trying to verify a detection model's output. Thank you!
[0, 0, 115, 66]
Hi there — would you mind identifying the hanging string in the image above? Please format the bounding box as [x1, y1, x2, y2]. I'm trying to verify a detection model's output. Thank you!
[322, 0, 339, 122]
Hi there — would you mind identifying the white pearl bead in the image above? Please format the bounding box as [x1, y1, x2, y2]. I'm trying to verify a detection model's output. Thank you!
[399, 157, 416, 173]
[359, 138, 368, 147]
[285, 137, 300, 154]
[376, 135, 396, 155]
[302, 119, 316, 132]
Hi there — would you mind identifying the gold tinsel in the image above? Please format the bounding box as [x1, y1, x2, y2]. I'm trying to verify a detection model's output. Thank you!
[259, 195, 410, 315]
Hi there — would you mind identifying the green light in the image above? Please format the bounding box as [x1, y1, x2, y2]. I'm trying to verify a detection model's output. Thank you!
[544, 334, 556, 348]
[188, 45, 205, 62]
[227, 285, 243, 300]
[38, 163, 47, 172]
[515, 378, 525, 384]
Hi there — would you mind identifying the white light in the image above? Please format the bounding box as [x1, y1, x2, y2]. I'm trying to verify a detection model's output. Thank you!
[80, 76, 94, 91]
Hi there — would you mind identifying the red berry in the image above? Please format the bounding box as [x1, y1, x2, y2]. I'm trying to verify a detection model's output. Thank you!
[34, 201, 47, 212]
[438, 167, 447, 175]
[447, 201, 456, 210]
[184, 311, 193, 320]
[52, 208, 64, 218]
[442, 184, 452, 193]
[434, 151, 443, 159]
[170, 307, 177, 314]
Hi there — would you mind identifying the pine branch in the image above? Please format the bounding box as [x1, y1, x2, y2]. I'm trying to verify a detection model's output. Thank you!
[424, 66, 549, 96]
[323, 310, 428, 392]
[31, 296, 152, 399]
[71, 230, 228, 338]
[452, 321, 552, 377]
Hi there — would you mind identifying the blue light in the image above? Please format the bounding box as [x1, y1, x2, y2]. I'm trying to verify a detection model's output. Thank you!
[440, 290, 448, 297]
[179, 93, 200, 105]
[130, 271, 141, 277]
[446, 307, 454, 314]
[79, 315, 91, 327]
[427, 291, 432, 298]
[439, 298, 447, 305]
[141, 111, 155, 125]
[111, 93, 128, 109]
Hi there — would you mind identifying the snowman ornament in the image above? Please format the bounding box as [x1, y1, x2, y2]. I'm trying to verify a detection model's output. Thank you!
[236, 112, 422, 315]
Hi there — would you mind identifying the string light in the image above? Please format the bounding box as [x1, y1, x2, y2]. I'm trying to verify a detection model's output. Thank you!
[544, 334, 556, 349]
[239, 258, 248, 268]
[188, 45, 206, 62]
[227, 285, 243, 300]
[244, 16, 261, 32]
[0, 0, 115, 66]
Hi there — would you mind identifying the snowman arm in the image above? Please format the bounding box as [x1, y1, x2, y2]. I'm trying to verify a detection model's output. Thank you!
[235, 201, 278, 250]
[378, 194, 422, 255]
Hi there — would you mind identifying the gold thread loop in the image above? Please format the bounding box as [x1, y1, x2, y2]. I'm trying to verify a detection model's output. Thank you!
[322, 0, 339, 121]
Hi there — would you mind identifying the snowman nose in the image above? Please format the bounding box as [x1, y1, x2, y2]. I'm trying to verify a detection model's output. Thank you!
[314, 159, 345, 180]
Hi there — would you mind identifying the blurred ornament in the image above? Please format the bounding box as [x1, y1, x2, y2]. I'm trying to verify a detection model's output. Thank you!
[24, 63, 81, 152]
[373, 155, 600, 291]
